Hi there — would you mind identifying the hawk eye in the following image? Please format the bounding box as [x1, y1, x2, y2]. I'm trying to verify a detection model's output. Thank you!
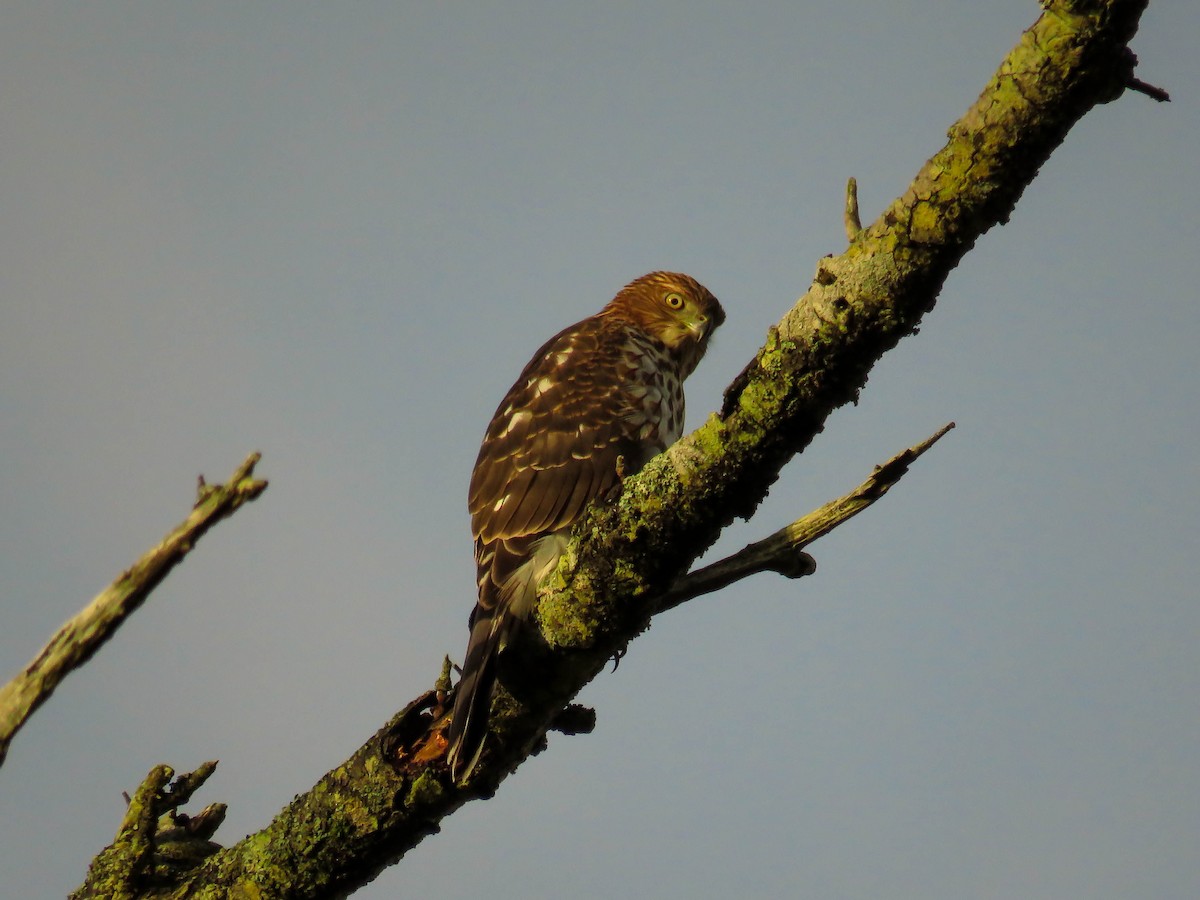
[664, 292, 685, 310]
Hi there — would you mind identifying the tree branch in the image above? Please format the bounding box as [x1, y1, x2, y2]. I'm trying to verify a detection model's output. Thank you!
[0, 454, 267, 769]
[69, 427, 954, 899]
[72, 762, 226, 899]
[70, 2, 1162, 896]
[656, 422, 955, 613]
[530, 0, 1155, 700]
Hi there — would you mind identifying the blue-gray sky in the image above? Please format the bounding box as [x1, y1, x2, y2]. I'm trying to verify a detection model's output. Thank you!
[2, 4, 1196, 898]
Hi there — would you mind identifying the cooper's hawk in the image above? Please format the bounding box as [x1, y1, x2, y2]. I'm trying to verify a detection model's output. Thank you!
[446, 271, 725, 780]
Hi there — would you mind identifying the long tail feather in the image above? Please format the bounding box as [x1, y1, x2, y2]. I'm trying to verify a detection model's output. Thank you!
[446, 611, 506, 780]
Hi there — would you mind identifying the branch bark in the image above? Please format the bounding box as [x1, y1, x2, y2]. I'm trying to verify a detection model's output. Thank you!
[69, 2, 1160, 897]
[0, 454, 267, 769]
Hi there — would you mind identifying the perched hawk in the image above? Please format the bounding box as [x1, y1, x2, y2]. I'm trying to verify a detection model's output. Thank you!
[447, 271, 725, 779]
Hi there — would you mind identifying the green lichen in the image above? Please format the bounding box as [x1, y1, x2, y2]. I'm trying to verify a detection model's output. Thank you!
[909, 201, 940, 243]
[233, 829, 293, 890]
[339, 794, 378, 833]
[404, 771, 445, 811]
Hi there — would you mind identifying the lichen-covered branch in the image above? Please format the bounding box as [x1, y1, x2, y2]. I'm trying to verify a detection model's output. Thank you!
[70, 429, 954, 900]
[0, 454, 267, 769]
[71, 2, 1160, 897]
[533, 0, 1154, 673]
[71, 762, 225, 900]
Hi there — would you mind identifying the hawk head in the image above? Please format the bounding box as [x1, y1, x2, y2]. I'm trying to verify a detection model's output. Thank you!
[604, 271, 726, 375]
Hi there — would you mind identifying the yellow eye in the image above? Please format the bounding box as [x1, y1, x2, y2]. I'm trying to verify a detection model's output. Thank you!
[664, 292, 685, 310]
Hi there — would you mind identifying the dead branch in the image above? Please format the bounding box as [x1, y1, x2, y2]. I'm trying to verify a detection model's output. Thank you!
[0, 454, 267, 768]
[656, 423, 955, 613]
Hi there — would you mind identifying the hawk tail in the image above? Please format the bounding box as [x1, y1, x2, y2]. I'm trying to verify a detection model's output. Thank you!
[446, 611, 506, 780]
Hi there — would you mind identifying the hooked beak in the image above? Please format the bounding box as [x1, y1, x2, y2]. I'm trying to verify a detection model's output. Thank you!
[687, 313, 713, 342]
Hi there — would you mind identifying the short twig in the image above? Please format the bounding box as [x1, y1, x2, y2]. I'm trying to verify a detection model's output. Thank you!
[163, 761, 220, 807]
[844, 177, 862, 241]
[1126, 75, 1170, 103]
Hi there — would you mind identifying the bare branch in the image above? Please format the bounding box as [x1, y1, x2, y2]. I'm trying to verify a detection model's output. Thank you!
[0, 455, 267, 769]
[656, 423, 955, 613]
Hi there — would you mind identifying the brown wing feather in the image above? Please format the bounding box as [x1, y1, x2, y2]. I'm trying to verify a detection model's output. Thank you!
[468, 316, 640, 546]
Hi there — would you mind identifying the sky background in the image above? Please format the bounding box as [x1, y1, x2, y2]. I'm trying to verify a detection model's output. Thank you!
[2, 3, 1196, 898]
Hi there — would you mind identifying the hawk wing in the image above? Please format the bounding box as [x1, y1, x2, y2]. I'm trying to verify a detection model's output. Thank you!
[468, 315, 656, 549]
